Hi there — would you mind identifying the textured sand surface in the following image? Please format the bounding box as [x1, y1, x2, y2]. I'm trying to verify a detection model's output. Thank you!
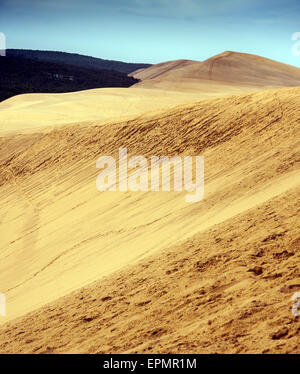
[0, 87, 202, 135]
[0, 85, 299, 353]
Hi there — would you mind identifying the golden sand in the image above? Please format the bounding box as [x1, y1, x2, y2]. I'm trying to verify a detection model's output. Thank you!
[0, 52, 299, 353]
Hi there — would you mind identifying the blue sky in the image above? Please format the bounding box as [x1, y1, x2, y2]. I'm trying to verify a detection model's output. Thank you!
[0, 0, 299, 66]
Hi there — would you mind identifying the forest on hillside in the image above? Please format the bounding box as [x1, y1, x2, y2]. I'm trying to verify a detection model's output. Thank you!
[0, 56, 139, 102]
[6, 49, 151, 74]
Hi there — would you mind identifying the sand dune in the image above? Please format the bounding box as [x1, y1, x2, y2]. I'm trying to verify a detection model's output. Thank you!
[129, 59, 197, 80]
[3, 51, 300, 136]
[0, 87, 201, 135]
[0, 86, 299, 353]
[133, 51, 300, 92]
[0, 83, 258, 135]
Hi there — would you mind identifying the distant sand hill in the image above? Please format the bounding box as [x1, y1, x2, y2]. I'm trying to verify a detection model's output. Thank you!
[0, 52, 299, 354]
[131, 51, 300, 91]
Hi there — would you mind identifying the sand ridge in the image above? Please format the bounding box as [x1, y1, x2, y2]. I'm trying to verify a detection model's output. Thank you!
[0, 87, 202, 135]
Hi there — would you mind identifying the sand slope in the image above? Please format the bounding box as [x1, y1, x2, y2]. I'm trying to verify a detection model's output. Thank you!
[133, 51, 300, 92]
[0, 87, 201, 135]
[129, 59, 197, 80]
[0, 86, 299, 353]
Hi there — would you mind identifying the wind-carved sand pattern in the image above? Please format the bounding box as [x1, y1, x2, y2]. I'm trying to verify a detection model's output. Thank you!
[1, 148, 40, 295]
[0, 51, 299, 353]
[0, 128, 61, 306]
